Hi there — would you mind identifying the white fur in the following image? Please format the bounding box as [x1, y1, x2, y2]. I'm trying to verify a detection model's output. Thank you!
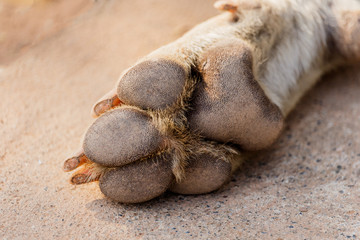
[260, 0, 360, 115]
[259, 0, 328, 115]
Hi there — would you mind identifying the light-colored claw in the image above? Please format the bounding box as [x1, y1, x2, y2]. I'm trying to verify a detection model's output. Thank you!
[71, 171, 98, 185]
[71, 172, 91, 185]
[64, 150, 108, 185]
[214, 0, 238, 13]
[64, 149, 103, 184]
[214, 0, 261, 13]
[63, 149, 90, 172]
[70, 162, 107, 185]
[91, 89, 122, 117]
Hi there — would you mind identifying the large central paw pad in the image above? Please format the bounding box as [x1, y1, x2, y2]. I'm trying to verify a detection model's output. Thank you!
[189, 41, 283, 150]
[64, 36, 284, 203]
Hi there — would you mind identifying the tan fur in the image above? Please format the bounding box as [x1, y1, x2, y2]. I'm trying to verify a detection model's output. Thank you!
[334, 10, 360, 61]
[147, 72, 240, 181]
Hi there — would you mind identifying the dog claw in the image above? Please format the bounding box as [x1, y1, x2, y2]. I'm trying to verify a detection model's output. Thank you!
[214, 0, 238, 13]
[71, 173, 90, 185]
[91, 89, 122, 117]
[63, 149, 90, 172]
[70, 163, 106, 185]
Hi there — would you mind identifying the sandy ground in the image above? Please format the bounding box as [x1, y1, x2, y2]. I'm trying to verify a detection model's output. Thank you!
[0, 0, 359, 239]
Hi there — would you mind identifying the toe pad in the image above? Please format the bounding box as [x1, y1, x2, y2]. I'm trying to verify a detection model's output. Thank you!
[99, 156, 174, 203]
[84, 107, 163, 167]
[117, 59, 187, 110]
[170, 153, 231, 195]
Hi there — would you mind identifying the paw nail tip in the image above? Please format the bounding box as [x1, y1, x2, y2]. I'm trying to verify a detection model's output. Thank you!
[92, 97, 122, 117]
[214, 1, 238, 13]
[92, 101, 110, 117]
[70, 174, 88, 185]
[63, 157, 79, 172]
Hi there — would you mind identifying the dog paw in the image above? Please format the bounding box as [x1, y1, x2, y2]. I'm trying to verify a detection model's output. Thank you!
[64, 9, 284, 203]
